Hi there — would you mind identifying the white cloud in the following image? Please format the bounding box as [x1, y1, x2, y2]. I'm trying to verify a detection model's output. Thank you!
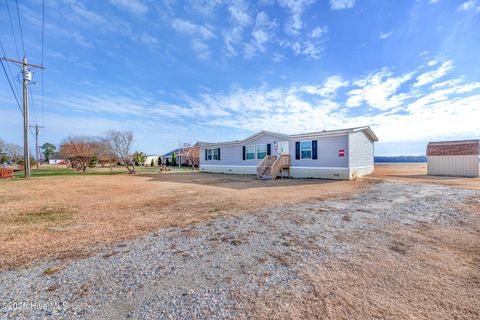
[9, 59, 479, 150]
[311, 26, 328, 38]
[222, 27, 243, 56]
[273, 53, 287, 63]
[431, 77, 463, 89]
[171, 19, 215, 40]
[280, 39, 325, 60]
[244, 12, 278, 58]
[458, 0, 477, 11]
[299, 75, 349, 97]
[413, 60, 454, 87]
[330, 0, 356, 10]
[379, 31, 394, 39]
[109, 0, 148, 15]
[346, 69, 414, 110]
[171, 18, 215, 58]
[278, 0, 315, 35]
[228, 0, 252, 27]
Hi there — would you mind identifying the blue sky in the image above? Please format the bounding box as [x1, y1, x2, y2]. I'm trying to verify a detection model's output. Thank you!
[1, 0, 480, 156]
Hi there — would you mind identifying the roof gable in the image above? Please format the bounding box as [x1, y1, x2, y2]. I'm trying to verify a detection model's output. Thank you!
[199, 126, 378, 147]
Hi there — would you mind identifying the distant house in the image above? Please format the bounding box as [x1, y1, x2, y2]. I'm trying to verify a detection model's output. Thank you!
[143, 155, 160, 166]
[427, 140, 479, 177]
[48, 152, 66, 165]
[198, 126, 378, 180]
[160, 149, 183, 166]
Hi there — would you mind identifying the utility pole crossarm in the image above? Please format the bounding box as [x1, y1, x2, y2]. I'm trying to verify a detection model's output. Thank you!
[0, 57, 45, 69]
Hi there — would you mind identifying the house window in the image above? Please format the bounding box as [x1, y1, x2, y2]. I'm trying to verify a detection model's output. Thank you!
[300, 141, 312, 159]
[256, 144, 267, 160]
[207, 148, 219, 160]
[245, 145, 255, 160]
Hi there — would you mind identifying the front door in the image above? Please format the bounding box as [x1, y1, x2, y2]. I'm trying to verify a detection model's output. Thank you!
[278, 141, 289, 155]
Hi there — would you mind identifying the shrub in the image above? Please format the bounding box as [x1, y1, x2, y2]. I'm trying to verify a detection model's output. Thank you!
[88, 155, 98, 168]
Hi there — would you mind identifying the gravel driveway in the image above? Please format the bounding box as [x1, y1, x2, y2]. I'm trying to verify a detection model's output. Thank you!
[1, 181, 479, 319]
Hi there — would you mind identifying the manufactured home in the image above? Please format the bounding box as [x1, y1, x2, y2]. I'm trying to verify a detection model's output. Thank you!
[199, 126, 378, 180]
[427, 140, 479, 177]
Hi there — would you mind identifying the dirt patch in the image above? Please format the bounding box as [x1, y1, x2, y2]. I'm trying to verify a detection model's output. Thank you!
[0, 173, 363, 270]
[370, 163, 480, 189]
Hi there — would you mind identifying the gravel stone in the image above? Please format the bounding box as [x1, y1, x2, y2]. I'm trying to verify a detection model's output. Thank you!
[0, 181, 478, 319]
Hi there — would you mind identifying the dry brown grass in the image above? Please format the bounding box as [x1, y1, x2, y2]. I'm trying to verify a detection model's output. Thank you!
[240, 207, 480, 320]
[0, 173, 363, 270]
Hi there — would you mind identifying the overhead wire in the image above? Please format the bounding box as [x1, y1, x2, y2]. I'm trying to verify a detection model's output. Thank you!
[4, 0, 20, 60]
[0, 58, 23, 115]
[41, 0, 45, 125]
[14, 0, 26, 57]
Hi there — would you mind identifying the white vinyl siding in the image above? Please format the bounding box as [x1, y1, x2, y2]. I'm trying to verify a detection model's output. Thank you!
[245, 145, 255, 160]
[256, 144, 267, 160]
[349, 131, 374, 168]
[300, 141, 312, 160]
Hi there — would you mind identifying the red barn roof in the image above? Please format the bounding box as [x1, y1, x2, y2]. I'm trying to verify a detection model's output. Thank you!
[427, 140, 480, 156]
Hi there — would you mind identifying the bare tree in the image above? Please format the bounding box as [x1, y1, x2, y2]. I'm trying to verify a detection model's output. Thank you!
[95, 138, 115, 168]
[180, 143, 200, 169]
[106, 130, 135, 173]
[59, 136, 96, 172]
[3, 142, 23, 162]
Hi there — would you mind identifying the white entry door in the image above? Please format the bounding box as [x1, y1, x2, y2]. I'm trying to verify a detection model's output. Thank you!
[277, 141, 289, 155]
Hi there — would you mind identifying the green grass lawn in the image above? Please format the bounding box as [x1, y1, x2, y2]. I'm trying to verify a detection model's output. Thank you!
[14, 167, 126, 178]
[12, 165, 197, 178]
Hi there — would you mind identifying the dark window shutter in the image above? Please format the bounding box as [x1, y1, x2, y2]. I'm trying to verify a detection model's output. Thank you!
[267, 144, 271, 156]
[205, 149, 207, 161]
[217, 148, 221, 161]
[295, 142, 300, 160]
[242, 146, 246, 160]
[312, 140, 317, 159]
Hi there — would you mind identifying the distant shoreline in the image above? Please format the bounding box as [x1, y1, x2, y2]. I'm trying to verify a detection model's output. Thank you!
[375, 162, 426, 164]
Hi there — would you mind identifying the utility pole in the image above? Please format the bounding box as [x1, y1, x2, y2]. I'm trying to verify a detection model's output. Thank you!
[29, 124, 44, 170]
[0, 56, 45, 179]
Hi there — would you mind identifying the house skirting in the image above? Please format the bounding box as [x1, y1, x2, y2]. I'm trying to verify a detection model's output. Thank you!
[200, 165, 374, 180]
[349, 166, 374, 179]
[200, 165, 257, 175]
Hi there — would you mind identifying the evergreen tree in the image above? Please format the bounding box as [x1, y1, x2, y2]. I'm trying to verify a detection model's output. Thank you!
[40, 143, 56, 161]
[172, 152, 177, 166]
[88, 155, 98, 168]
[151, 158, 154, 167]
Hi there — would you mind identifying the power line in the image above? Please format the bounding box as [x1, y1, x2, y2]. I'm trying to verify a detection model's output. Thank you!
[41, 0, 45, 125]
[0, 38, 21, 100]
[29, 86, 37, 127]
[0, 58, 22, 115]
[14, 0, 26, 57]
[4, 0, 20, 59]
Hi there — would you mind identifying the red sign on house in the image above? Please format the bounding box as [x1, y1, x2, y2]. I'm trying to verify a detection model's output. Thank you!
[339, 149, 345, 157]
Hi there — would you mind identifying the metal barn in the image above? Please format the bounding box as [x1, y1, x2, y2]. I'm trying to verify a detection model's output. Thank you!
[427, 140, 480, 177]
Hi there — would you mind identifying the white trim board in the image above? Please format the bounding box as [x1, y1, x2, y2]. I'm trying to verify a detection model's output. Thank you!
[201, 165, 373, 170]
